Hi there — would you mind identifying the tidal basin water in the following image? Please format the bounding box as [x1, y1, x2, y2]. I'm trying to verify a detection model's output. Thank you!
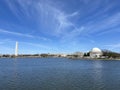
[0, 58, 120, 90]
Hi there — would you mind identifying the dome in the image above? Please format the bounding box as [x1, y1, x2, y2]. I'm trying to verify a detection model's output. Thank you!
[91, 48, 102, 53]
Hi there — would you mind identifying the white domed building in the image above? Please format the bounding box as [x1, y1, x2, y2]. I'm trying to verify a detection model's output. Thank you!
[90, 48, 103, 58]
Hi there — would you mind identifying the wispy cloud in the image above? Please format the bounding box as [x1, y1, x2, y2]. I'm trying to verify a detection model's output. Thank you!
[105, 43, 120, 49]
[4, 0, 120, 38]
[37, 2, 80, 37]
[104, 43, 120, 52]
[0, 29, 49, 41]
[0, 39, 14, 54]
[0, 29, 33, 37]
[0, 39, 12, 45]
[5, 0, 35, 20]
[2, 0, 120, 53]
[61, 26, 85, 42]
[0, 39, 59, 54]
[4, 0, 82, 41]
[81, 12, 120, 36]
[21, 42, 52, 50]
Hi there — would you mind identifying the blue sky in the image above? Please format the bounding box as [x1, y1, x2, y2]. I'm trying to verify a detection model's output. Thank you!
[0, 0, 120, 54]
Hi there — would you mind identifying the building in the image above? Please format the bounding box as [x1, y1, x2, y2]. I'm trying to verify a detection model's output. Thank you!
[74, 52, 84, 58]
[90, 48, 103, 58]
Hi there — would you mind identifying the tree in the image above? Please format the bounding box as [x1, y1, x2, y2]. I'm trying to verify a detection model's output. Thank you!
[84, 52, 90, 57]
[102, 49, 120, 58]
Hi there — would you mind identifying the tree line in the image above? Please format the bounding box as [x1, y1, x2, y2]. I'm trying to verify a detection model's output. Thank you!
[102, 50, 120, 58]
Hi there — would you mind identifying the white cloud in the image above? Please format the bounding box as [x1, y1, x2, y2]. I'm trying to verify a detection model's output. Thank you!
[0, 39, 13, 45]
[81, 12, 120, 36]
[61, 26, 85, 41]
[67, 11, 79, 17]
[5, 0, 120, 38]
[0, 29, 49, 41]
[21, 42, 51, 50]
[37, 2, 80, 37]
[5, 0, 35, 20]
[0, 29, 33, 37]
[105, 43, 120, 49]
[5, 0, 81, 40]
[104, 43, 120, 52]
[4, 0, 120, 50]
[18, 41, 63, 54]
[0, 39, 59, 54]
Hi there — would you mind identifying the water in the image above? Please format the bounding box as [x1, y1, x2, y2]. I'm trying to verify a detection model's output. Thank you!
[0, 58, 120, 90]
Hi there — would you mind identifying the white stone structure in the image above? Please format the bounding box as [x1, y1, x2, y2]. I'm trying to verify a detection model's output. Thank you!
[15, 42, 18, 56]
[90, 48, 102, 58]
[74, 52, 84, 58]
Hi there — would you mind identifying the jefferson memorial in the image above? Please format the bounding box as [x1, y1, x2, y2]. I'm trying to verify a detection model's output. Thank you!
[90, 48, 103, 58]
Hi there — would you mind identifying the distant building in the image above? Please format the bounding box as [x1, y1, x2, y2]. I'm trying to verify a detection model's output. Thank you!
[54, 53, 67, 57]
[90, 48, 103, 58]
[74, 52, 84, 58]
[60, 54, 67, 57]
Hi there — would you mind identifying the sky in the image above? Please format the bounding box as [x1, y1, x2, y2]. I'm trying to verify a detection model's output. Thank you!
[0, 0, 120, 54]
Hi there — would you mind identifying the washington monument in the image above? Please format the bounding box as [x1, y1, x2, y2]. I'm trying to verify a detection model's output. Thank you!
[15, 41, 18, 56]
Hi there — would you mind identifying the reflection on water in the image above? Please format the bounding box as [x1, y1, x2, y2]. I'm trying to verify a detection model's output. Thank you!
[93, 61, 104, 89]
[0, 58, 120, 90]
[9, 59, 19, 90]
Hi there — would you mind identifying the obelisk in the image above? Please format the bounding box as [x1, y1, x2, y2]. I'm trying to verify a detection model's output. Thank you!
[15, 41, 18, 56]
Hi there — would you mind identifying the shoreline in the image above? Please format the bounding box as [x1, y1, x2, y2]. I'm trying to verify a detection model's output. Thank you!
[0, 56, 120, 61]
[69, 58, 120, 61]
